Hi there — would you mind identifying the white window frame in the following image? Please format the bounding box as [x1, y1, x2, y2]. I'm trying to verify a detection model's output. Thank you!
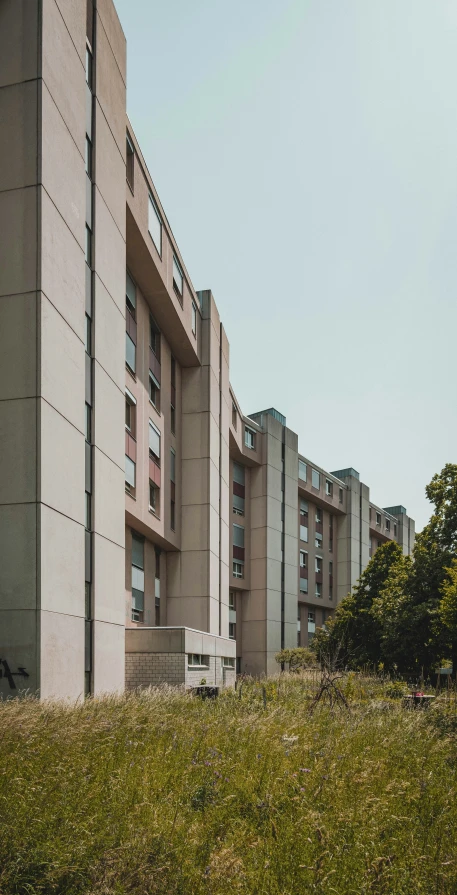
[233, 561, 244, 579]
[125, 455, 135, 489]
[298, 459, 307, 481]
[245, 426, 255, 450]
[312, 468, 320, 490]
[149, 420, 161, 462]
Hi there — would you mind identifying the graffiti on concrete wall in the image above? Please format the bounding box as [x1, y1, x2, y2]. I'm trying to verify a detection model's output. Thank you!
[0, 659, 29, 690]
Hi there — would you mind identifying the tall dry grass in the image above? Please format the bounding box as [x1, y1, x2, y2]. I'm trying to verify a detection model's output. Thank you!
[1, 674, 457, 894]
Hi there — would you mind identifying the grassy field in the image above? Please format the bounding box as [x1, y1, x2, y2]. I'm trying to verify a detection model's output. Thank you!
[1, 674, 457, 894]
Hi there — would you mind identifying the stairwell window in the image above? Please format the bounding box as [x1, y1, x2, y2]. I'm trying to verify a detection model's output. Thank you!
[173, 255, 183, 298]
[192, 301, 197, 336]
[299, 459, 307, 481]
[126, 132, 134, 190]
[148, 193, 162, 255]
[245, 426, 256, 450]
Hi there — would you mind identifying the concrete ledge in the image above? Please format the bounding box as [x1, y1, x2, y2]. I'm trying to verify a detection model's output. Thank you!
[125, 626, 236, 659]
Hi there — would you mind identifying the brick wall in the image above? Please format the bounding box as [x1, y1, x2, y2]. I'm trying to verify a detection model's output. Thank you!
[125, 652, 186, 690]
[125, 652, 236, 690]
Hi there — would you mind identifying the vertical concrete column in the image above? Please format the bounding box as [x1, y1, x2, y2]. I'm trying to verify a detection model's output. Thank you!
[0, 0, 41, 697]
[243, 415, 285, 675]
[167, 291, 222, 633]
[335, 473, 370, 601]
[283, 426, 299, 650]
[38, 0, 87, 699]
[219, 325, 231, 639]
[91, 0, 126, 694]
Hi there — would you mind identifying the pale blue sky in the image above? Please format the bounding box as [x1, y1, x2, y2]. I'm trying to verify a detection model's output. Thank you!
[115, 0, 457, 531]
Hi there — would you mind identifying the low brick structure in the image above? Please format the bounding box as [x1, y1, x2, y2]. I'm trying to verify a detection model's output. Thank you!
[125, 627, 236, 690]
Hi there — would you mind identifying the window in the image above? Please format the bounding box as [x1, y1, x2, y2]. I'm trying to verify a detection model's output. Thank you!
[229, 591, 236, 610]
[125, 455, 136, 492]
[149, 372, 160, 411]
[300, 578, 308, 593]
[233, 463, 245, 486]
[245, 426, 255, 450]
[149, 480, 159, 514]
[329, 561, 333, 577]
[298, 459, 307, 481]
[394, 523, 397, 536]
[329, 585, 333, 600]
[149, 420, 161, 463]
[188, 654, 208, 667]
[325, 479, 333, 497]
[369, 537, 373, 557]
[173, 255, 183, 297]
[85, 225, 92, 267]
[232, 401, 237, 428]
[85, 403, 91, 443]
[171, 404, 176, 434]
[191, 301, 197, 335]
[386, 519, 391, 532]
[233, 494, 244, 516]
[148, 193, 162, 255]
[233, 524, 245, 548]
[300, 550, 307, 568]
[308, 611, 315, 637]
[315, 557, 322, 573]
[125, 391, 136, 435]
[131, 533, 144, 622]
[85, 46, 93, 88]
[233, 561, 244, 579]
[126, 333, 135, 374]
[149, 315, 161, 359]
[300, 498, 308, 517]
[300, 524, 308, 543]
[171, 355, 176, 386]
[170, 500, 175, 531]
[85, 314, 91, 354]
[312, 469, 320, 490]
[339, 488, 343, 504]
[229, 622, 236, 639]
[315, 507, 322, 524]
[126, 270, 136, 318]
[222, 657, 235, 669]
[85, 492, 91, 531]
[377, 539, 381, 549]
[315, 531, 323, 548]
[170, 448, 176, 483]
[85, 136, 92, 178]
[126, 132, 134, 189]
[376, 512, 381, 526]
[315, 582, 322, 598]
[233, 462, 245, 516]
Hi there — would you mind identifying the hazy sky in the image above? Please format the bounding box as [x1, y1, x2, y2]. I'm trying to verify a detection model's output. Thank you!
[115, 0, 457, 531]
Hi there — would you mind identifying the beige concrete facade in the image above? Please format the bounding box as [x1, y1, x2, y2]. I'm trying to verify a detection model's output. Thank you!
[0, 0, 415, 696]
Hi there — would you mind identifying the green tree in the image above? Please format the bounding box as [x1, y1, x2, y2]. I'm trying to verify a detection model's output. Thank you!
[439, 559, 457, 674]
[313, 541, 403, 670]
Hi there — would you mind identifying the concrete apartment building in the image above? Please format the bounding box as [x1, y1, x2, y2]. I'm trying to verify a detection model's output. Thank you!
[0, 0, 415, 699]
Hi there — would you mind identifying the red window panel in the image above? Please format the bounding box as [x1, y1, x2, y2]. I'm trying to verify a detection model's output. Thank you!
[149, 456, 161, 487]
[233, 481, 245, 498]
[233, 546, 245, 561]
[126, 309, 137, 345]
[149, 348, 161, 385]
[125, 432, 136, 462]
[299, 566, 308, 579]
